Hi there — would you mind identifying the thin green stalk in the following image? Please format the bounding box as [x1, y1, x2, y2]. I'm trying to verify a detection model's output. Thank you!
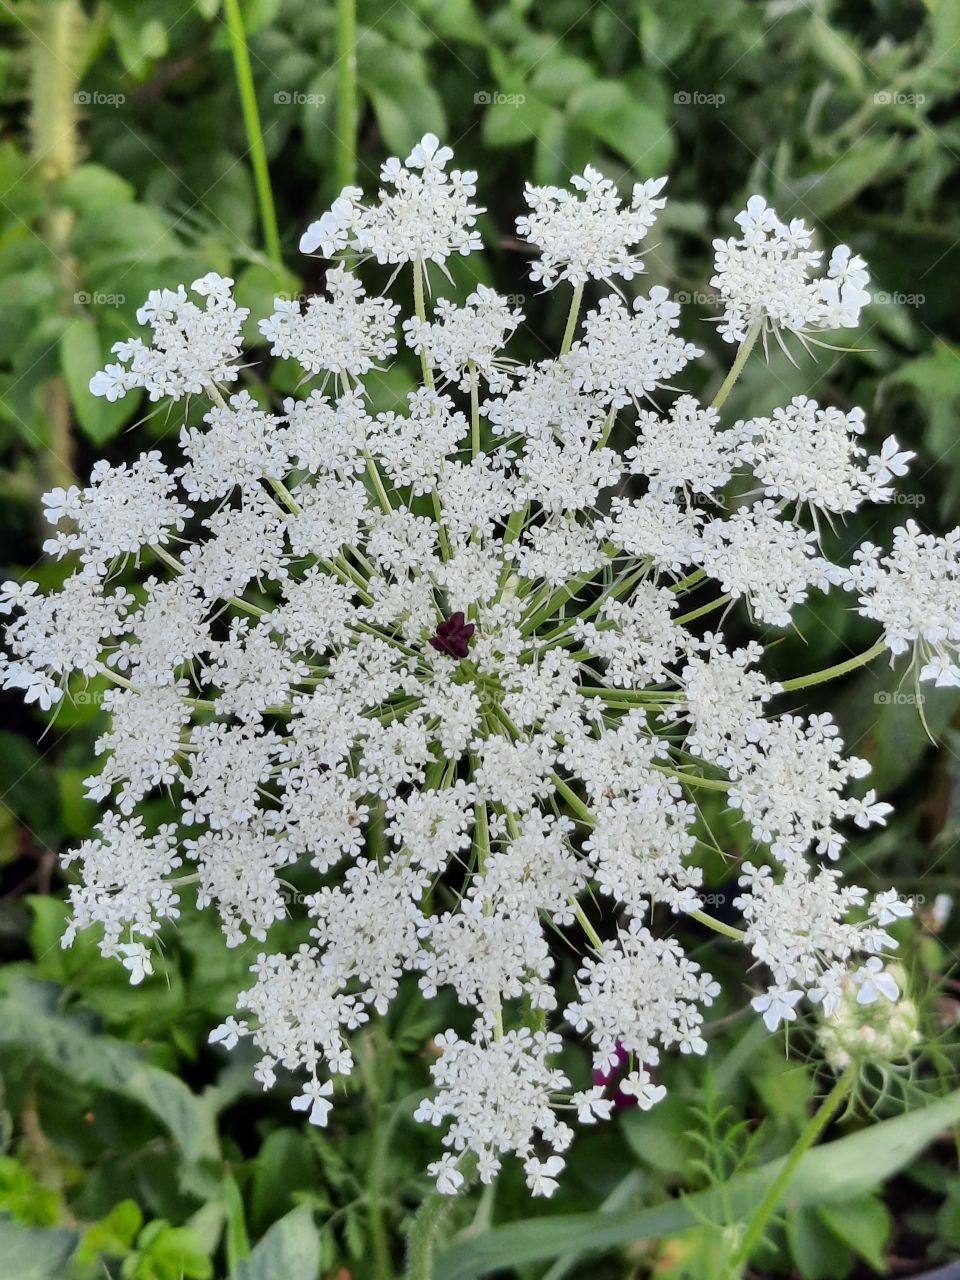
[711, 321, 760, 410]
[469, 360, 480, 459]
[30, 0, 81, 495]
[360, 1032, 394, 1280]
[687, 908, 744, 942]
[778, 640, 886, 692]
[674, 593, 732, 626]
[223, 0, 282, 265]
[731, 1067, 856, 1273]
[560, 282, 584, 355]
[335, 0, 358, 190]
[413, 258, 435, 389]
[405, 1156, 477, 1280]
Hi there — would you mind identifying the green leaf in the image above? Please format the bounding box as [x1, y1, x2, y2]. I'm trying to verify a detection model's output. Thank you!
[223, 1173, 251, 1272]
[249, 1129, 317, 1233]
[77, 1199, 143, 1266]
[359, 36, 445, 156]
[0, 978, 220, 1197]
[786, 1205, 852, 1279]
[816, 1195, 891, 1272]
[567, 81, 673, 174]
[234, 1205, 320, 1280]
[780, 136, 899, 218]
[0, 1219, 79, 1280]
[436, 1086, 960, 1279]
[60, 316, 131, 445]
[481, 94, 552, 149]
[59, 164, 135, 216]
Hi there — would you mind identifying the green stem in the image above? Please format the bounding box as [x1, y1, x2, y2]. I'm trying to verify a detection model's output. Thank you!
[360, 1033, 394, 1280]
[223, 0, 282, 265]
[469, 361, 480, 459]
[778, 640, 886, 692]
[413, 258, 435, 389]
[559, 282, 584, 356]
[405, 1158, 476, 1280]
[674, 593, 732, 626]
[731, 1067, 856, 1274]
[335, 0, 358, 190]
[364, 449, 394, 514]
[687, 907, 744, 942]
[711, 321, 760, 410]
[30, 0, 81, 496]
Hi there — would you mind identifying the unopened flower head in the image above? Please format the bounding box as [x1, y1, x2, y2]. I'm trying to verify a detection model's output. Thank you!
[1, 137, 934, 1199]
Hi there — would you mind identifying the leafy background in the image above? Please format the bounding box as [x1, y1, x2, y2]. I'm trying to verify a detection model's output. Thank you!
[0, 0, 959, 1276]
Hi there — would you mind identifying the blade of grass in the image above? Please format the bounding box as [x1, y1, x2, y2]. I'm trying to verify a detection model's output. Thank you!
[335, 0, 358, 189]
[222, 0, 282, 265]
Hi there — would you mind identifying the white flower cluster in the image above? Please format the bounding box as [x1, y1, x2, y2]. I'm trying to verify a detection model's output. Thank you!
[2, 135, 938, 1199]
[712, 195, 870, 344]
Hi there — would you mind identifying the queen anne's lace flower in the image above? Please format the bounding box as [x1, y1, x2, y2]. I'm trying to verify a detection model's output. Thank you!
[711, 196, 870, 344]
[734, 396, 913, 518]
[88, 273, 248, 400]
[517, 167, 667, 288]
[259, 266, 399, 377]
[841, 521, 960, 685]
[300, 134, 482, 267]
[403, 285, 523, 392]
[5, 136, 931, 1200]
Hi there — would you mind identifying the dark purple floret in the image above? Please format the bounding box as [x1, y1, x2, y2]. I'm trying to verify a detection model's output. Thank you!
[593, 1041, 639, 1111]
[429, 611, 475, 660]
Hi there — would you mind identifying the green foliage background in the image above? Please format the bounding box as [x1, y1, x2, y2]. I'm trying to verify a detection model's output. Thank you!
[0, 0, 958, 1276]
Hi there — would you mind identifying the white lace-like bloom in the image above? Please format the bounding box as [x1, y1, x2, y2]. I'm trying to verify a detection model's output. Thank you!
[179, 392, 290, 501]
[5, 136, 923, 1200]
[89, 273, 248, 400]
[712, 196, 870, 344]
[415, 1028, 572, 1191]
[300, 134, 483, 266]
[734, 396, 913, 517]
[566, 921, 720, 1074]
[627, 396, 733, 497]
[726, 714, 891, 861]
[403, 285, 523, 392]
[259, 266, 399, 377]
[517, 167, 667, 288]
[699, 500, 834, 627]
[565, 288, 702, 407]
[42, 453, 191, 573]
[735, 862, 903, 1028]
[841, 521, 960, 685]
